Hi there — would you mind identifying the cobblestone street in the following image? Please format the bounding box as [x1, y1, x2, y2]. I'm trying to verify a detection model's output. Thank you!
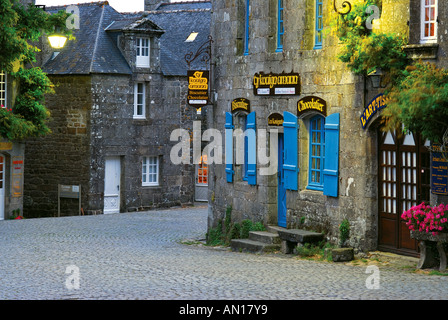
[0, 205, 448, 301]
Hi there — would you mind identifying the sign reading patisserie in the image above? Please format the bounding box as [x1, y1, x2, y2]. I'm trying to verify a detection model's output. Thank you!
[253, 72, 301, 96]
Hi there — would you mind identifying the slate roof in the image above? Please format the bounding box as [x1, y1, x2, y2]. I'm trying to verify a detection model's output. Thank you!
[145, 3, 212, 76]
[43, 2, 134, 75]
[42, 1, 211, 77]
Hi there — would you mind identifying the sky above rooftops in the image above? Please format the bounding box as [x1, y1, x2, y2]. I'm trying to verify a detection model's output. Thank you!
[35, 0, 195, 13]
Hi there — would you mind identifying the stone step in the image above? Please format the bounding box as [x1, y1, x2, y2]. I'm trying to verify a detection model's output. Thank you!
[277, 229, 324, 244]
[266, 225, 286, 234]
[249, 231, 281, 244]
[230, 239, 280, 253]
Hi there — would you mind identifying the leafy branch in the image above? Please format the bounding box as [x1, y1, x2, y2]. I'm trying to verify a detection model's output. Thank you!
[334, 0, 448, 145]
[0, 0, 73, 140]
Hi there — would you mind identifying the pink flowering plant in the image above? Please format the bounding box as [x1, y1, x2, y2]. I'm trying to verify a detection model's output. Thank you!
[401, 203, 448, 235]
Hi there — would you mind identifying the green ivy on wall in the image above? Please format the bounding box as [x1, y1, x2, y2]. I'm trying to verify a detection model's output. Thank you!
[335, 0, 448, 145]
[0, 0, 73, 141]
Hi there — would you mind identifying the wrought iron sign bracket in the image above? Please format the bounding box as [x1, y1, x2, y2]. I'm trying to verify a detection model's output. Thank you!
[333, 0, 353, 15]
[185, 35, 213, 70]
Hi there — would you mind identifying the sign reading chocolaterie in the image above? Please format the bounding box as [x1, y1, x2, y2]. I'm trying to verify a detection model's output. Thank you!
[187, 70, 209, 108]
[253, 72, 301, 96]
[231, 98, 250, 114]
[268, 113, 284, 126]
[297, 96, 327, 117]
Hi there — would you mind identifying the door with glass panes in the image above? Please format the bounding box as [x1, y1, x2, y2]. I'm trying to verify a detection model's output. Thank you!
[378, 130, 430, 255]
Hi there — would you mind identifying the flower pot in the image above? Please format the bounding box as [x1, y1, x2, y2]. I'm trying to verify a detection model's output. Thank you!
[411, 231, 448, 272]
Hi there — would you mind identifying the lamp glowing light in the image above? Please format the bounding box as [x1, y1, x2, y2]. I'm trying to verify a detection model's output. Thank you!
[48, 34, 68, 49]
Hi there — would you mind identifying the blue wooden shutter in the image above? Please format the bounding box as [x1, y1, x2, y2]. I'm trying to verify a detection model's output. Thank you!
[246, 111, 257, 185]
[225, 112, 234, 183]
[283, 111, 298, 191]
[323, 113, 340, 197]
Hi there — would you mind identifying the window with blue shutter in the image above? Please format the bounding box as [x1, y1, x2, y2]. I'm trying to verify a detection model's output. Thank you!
[225, 112, 234, 183]
[246, 111, 257, 185]
[308, 115, 325, 191]
[244, 0, 250, 55]
[283, 111, 298, 191]
[314, 0, 323, 49]
[323, 113, 340, 197]
[276, 0, 284, 52]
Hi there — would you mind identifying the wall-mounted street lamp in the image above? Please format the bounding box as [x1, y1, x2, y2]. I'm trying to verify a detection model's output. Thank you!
[35, 5, 69, 49]
[367, 68, 384, 88]
[48, 34, 68, 49]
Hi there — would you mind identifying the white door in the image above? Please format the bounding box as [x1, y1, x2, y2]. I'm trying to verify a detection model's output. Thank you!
[0, 155, 4, 220]
[104, 157, 121, 214]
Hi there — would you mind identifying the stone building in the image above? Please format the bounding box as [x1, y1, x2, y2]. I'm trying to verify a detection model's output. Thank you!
[24, 0, 211, 217]
[209, 0, 447, 256]
[0, 0, 40, 220]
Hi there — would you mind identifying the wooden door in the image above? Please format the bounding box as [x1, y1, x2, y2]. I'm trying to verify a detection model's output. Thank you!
[378, 130, 430, 255]
[104, 157, 121, 214]
[0, 155, 4, 220]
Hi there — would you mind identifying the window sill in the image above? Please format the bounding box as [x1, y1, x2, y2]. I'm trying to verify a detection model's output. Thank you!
[403, 43, 438, 60]
[306, 185, 324, 192]
[142, 184, 160, 188]
[133, 116, 147, 120]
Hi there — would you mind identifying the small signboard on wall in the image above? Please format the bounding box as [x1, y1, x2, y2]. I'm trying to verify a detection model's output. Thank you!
[268, 113, 284, 126]
[297, 96, 327, 118]
[431, 144, 448, 196]
[231, 98, 250, 114]
[253, 72, 301, 96]
[58, 184, 81, 217]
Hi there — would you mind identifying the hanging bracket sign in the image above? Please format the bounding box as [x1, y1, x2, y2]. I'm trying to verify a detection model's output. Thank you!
[253, 72, 301, 96]
[187, 70, 209, 108]
[297, 96, 327, 117]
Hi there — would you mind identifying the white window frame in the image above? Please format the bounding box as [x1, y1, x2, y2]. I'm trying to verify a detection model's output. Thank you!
[133, 82, 146, 119]
[136, 37, 150, 68]
[0, 71, 6, 109]
[420, 0, 438, 43]
[142, 156, 159, 187]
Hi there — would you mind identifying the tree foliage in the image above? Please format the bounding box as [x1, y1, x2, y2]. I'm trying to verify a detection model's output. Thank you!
[335, 0, 448, 144]
[382, 62, 448, 144]
[336, 0, 409, 83]
[0, 0, 72, 141]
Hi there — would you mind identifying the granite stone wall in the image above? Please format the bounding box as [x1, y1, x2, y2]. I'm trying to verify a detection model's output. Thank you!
[24, 72, 198, 217]
[23, 75, 91, 217]
[209, 0, 412, 251]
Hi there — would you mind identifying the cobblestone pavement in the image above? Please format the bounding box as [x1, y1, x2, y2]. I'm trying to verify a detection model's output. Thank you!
[1, 205, 448, 300]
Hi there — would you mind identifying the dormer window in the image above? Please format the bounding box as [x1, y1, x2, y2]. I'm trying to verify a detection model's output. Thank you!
[136, 37, 150, 68]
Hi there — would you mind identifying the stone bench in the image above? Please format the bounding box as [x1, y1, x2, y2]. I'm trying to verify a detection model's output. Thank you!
[276, 229, 324, 254]
[411, 231, 448, 272]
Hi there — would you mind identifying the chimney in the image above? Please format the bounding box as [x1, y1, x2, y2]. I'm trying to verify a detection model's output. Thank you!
[144, 0, 163, 11]
[19, 0, 36, 6]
